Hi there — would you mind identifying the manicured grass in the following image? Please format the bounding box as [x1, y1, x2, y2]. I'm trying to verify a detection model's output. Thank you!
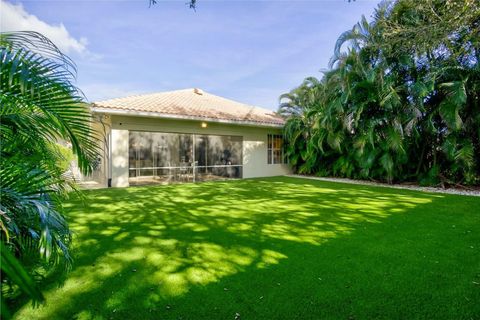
[14, 177, 480, 319]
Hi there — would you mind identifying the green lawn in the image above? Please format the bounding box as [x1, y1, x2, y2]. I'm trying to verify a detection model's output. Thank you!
[14, 177, 480, 319]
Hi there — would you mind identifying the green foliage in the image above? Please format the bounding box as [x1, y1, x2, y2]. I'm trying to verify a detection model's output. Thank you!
[281, 0, 480, 185]
[1, 242, 45, 319]
[49, 143, 75, 173]
[0, 31, 98, 316]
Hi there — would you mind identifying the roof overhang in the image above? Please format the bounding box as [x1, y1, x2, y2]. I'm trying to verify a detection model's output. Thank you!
[91, 107, 285, 129]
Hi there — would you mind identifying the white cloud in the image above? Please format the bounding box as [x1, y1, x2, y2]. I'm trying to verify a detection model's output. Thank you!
[0, 0, 88, 54]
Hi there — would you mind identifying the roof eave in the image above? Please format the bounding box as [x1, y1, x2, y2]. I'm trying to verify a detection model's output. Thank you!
[91, 107, 285, 128]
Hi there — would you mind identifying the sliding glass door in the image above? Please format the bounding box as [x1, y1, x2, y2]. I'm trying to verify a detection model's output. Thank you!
[194, 134, 242, 182]
[129, 131, 242, 185]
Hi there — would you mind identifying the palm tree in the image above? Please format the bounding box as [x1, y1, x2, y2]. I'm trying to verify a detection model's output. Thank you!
[279, 0, 479, 186]
[0, 31, 99, 316]
[280, 77, 323, 173]
[278, 77, 321, 118]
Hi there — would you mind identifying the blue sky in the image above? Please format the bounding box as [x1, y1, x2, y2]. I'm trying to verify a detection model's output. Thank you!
[1, 0, 380, 110]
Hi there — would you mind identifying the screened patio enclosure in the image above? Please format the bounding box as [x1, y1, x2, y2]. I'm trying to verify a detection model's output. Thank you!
[128, 131, 243, 185]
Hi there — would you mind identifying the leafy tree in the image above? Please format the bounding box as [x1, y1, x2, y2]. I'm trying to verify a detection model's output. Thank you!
[281, 0, 480, 186]
[280, 77, 322, 173]
[0, 31, 98, 317]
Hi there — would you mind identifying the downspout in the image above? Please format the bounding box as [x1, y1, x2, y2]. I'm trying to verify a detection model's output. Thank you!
[98, 113, 113, 187]
[108, 130, 112, 187]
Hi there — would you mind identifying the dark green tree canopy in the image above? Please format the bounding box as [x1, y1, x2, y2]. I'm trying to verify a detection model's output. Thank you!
[281, 0, 480, 186]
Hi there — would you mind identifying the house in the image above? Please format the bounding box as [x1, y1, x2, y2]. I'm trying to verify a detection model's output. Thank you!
[88, 88, 290, 187]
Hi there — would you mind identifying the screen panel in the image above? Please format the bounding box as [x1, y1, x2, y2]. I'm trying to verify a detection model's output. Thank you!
[129, 131, 243, 185]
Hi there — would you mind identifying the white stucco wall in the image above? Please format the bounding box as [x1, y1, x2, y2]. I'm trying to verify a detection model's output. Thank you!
[111, 128, 129, 187]
[105, 115, 291, 187]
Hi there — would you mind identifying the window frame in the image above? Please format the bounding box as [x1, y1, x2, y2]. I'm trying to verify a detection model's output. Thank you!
[267, 134, 285, 164]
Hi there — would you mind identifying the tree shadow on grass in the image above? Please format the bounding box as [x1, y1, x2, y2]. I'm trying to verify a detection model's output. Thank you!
[12, 177, 480, 319]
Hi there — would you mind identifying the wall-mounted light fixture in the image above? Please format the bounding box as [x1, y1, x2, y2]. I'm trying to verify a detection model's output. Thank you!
[201, 122, 208, 128]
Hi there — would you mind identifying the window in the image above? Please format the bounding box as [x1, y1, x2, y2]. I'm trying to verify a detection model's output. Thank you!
[267, 134, 285, 164]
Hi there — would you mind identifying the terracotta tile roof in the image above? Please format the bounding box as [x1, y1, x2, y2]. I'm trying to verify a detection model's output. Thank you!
[92, 88, 285, 127]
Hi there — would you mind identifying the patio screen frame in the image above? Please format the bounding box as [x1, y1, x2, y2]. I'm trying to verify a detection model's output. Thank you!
[128, 130, 243, 185]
